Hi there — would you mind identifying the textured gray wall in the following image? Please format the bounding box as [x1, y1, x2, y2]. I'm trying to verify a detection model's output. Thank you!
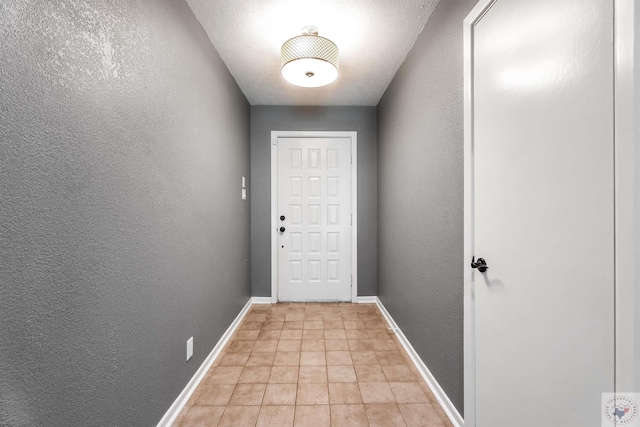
[250, 106, 377, 297]
[377, 0, 478, 415]
[0, 1, 250, 425]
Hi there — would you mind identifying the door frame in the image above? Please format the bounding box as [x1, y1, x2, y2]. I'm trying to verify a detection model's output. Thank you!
[270, 130, 358, 303]
[463, 0, 636, 424]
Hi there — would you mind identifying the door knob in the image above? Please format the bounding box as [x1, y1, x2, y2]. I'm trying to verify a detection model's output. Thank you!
[471, 256, 488, 273]
[279, 227, 285, 232]
[280, 215, 285, 221]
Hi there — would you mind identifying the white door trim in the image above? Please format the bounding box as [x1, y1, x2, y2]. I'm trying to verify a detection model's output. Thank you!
[463, 0, 636, 424]
[613, 0, 637, 393]
[271, 131, 358, 303]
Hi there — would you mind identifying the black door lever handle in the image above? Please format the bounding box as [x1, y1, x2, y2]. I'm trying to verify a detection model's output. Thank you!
[471, 256, 489, 273]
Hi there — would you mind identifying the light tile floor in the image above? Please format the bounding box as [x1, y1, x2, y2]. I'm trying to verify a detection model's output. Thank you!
[173, 303, 453, 427]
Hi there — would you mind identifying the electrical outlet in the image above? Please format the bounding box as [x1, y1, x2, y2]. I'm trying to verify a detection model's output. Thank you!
[186, 337, 193, 362]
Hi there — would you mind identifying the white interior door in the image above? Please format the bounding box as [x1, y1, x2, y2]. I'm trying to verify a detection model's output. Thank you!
[470, 1, 615, 425]
[276, 137, 352, 301]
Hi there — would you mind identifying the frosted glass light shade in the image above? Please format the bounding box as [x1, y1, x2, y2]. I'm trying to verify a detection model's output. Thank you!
[281, 34, 339, 88]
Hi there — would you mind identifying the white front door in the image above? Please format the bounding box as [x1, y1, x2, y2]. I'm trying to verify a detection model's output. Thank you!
[467, 0, 615, 425]
[276, 136, 352, 301]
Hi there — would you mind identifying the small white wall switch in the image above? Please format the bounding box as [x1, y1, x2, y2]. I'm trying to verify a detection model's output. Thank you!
[186, 337, 193, 362]
[242, 176, 246, 188]
[242, 188, 247, 200]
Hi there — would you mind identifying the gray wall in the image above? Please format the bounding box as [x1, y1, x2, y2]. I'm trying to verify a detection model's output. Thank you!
[0, 1, 250, 425]
[377, 0, 478, 415]
[250, 106, 377, 297]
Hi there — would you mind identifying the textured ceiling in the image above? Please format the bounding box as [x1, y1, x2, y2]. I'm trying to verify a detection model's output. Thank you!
[186, 0, 439, 106]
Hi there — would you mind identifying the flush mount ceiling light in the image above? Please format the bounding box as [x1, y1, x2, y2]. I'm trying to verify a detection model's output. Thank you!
[281, 26, 339, 88]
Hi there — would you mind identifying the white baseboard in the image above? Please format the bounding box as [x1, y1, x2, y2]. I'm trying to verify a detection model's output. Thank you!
[375, 297, 464, 427]
[156, 298, 254, 427]
[251, 297, 273, 304]
[356, 296, 377, 303]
